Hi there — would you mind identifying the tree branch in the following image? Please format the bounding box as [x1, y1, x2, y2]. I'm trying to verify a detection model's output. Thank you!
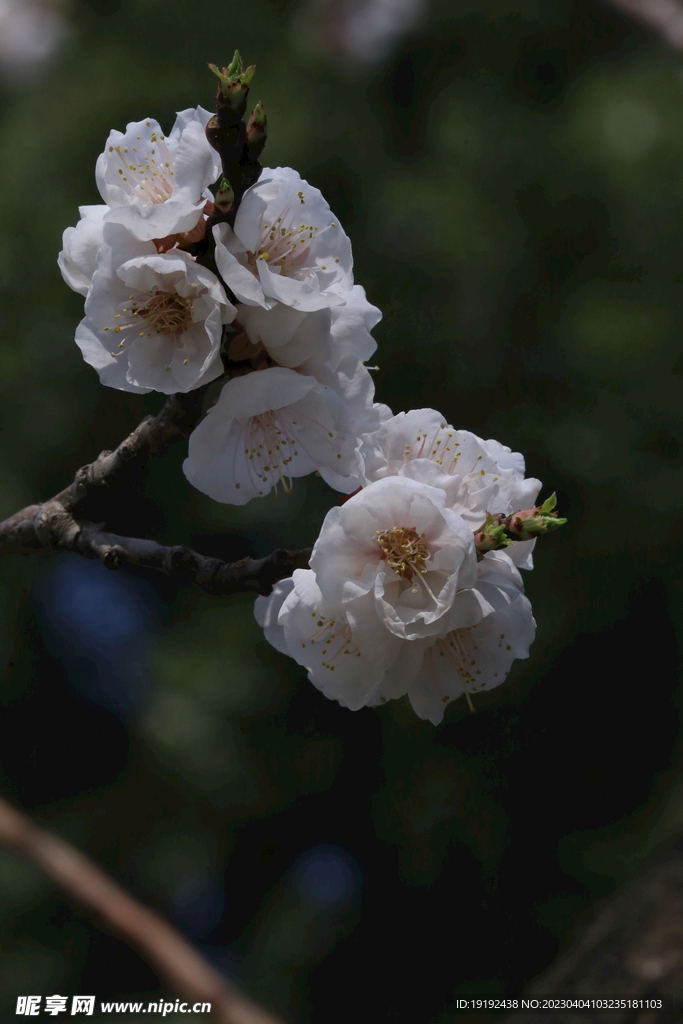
[62, 508, 311, 594]
[0, 794, 283, 1024]
[0, 387, 209, 551]
[602, 0, 683, 49]
[0, 386, 310, 594]
[3, 499, 309, 595]
[503, 843, 683, 1024]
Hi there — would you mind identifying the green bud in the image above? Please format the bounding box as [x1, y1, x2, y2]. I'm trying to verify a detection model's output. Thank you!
[248, 101, 266, 134]
[208, 52, 256, 110]
[505, 495, 567, 542]
[214, 177, 235, 214]
[226, 49, 243, 78]
[539, 492, 558, 514]
[246, 101, 267, 157]
[241, 65, 256, 87]
[474, 513, 511, 559]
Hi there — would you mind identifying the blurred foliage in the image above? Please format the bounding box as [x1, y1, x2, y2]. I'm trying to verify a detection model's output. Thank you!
[1, 0, 683, 1020]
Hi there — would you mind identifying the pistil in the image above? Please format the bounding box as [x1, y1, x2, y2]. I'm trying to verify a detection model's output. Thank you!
[376, 526, 429, 580]
[135, 289, 192, 334]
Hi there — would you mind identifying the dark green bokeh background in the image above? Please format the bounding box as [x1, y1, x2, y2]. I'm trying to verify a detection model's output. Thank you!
[0, 0, 682, 1020]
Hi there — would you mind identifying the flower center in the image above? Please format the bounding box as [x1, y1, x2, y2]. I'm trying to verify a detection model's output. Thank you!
[134, 289, 192, 334]
[376, 526, 430, 580]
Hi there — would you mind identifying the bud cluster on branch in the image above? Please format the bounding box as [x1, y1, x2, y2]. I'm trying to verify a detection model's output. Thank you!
[47, 53, 568, 724]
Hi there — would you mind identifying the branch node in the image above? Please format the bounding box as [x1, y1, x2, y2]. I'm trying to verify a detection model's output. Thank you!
[35, 502, 81, 549]
[168, 545, 194, 573]
[101, 546, 123, 570]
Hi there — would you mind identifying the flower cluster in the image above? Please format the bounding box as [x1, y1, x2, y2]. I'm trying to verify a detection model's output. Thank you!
[60, 108, 236, 394]
[60, 63, 562, 724]
[256, 410, 542, 724]
[183, 168, 384, 503]
[61, 108, 382, 500]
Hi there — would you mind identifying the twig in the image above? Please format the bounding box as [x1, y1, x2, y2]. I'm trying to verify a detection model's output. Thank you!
[602, 0, 683, 49]
[3, 498, 309, 595]
[47, 503, 310, 594]
[0, 387, 209, 551]
[0, 794, 284, 1024]
[0, 388, 310, 594]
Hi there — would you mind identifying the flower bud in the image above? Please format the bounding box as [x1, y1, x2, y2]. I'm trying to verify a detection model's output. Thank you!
[473, 513, 511, 560]
[505, 493, 567, 542]
[214, 177, 235, 215]
[208, 51, 256, 113]
[246, 101, 267, 158]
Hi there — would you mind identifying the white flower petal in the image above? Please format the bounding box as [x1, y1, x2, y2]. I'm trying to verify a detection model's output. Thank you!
[281, 571, 403, 710]
[58, 205, 107, 296]
[237, 303, 326, 362]
[97, 114, 214, 241]
[169, 107, 221, 192]
[369, 637, 426, 706]
[408, 592, 536, 724]
[183, 367, 355, 504]
[254, 577, 295, 657]
[214, 224, 272, 307]
[74, 317, 150, 394]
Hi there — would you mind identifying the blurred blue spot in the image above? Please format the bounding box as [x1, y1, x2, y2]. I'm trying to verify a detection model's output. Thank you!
[171, 870, 225, 939]
[291, 845, 360, 910]
[33, 555, 158, 717]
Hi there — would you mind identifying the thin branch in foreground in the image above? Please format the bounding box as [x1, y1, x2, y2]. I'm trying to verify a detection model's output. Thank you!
[502, 842, 683, 1024]
[0, 795, 284, 1024]
[603, 0, 683, 49]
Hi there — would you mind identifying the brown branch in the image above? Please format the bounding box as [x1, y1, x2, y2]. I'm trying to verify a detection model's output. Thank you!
[0, 794, 284, 1024]
[503, 843, 683, 1024]
[17, 500, 309, 595]
[0, 387, 210, 552]
[0, 386, 309, 594]
[603, 0, 683, 49]
[70, 526, 311, 595]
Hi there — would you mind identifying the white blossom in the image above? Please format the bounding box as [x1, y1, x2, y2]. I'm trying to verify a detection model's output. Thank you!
[234, 286, 386, 490]
[254, 411, 541, 721]
[58, 205, 107, 296]
[365, 552, 535, 722]
[235, 284, 379, 374]
[75, 228, 234, 394]
[309, 474, 479, 640]
[183, 366, 357, 504]
[213, 166, 353, 311]
[96, 108, 220, 242]
[255, 570, 404, 710]
[255, 552, 533, 722]
[358, 408, 542, 566]
[405, 592, 535, 724]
